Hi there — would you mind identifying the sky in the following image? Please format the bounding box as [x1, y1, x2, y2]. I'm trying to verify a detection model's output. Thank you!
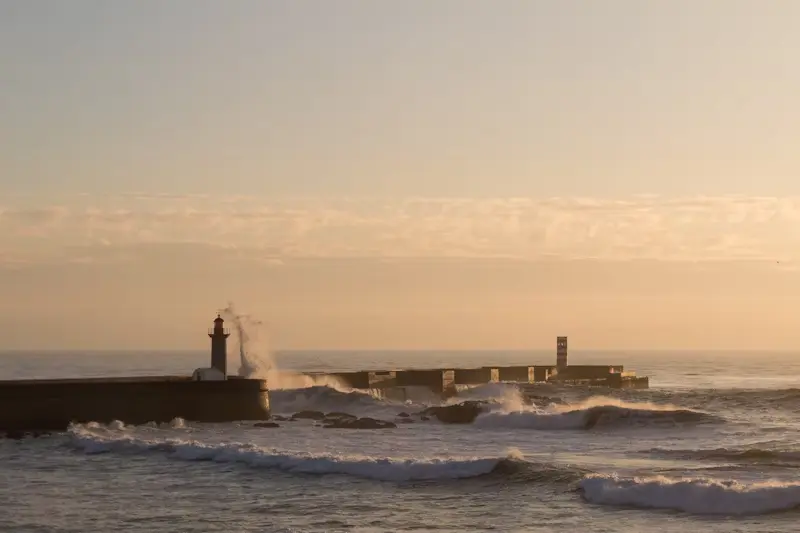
[2, 1, 800, 350]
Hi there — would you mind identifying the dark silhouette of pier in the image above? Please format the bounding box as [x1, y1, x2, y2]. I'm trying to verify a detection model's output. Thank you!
[304, 337, 649, 396]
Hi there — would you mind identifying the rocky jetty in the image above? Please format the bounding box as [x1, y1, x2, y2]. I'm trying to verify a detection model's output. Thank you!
[325, 411, 357, 421]
[291, 410, 326, 420]
[253, 422, 280, 428]
[1, 430, 51, 440]
[282, 400, 491, 429]
[284, 410, 398, 429]
[322, 416, 396, 429]
[419, 401, 486, 424]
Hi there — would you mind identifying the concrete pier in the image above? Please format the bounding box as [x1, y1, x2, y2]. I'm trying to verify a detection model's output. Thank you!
[308, 363, 649, 396]
[396, 369, 455, 394]
[0, 376, 270, 431]
[497, 366, 534, 383]
[0, 315, 271, 433]
[304, 337, 649, 396]
[454, 367, 499, 385]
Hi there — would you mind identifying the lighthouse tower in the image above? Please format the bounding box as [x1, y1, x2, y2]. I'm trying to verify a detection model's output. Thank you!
[209, 314, 231, 377]
[556, 336, 568, 370]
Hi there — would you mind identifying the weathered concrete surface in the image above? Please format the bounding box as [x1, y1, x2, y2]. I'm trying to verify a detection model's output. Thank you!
[497, 366, 534, 383]
[553, 365, 625, 380]
[453, 367, 499, 385]
[326, 371, 371, 389]
[0, 376, 270, 431]
[533, 366, 555, 382]
[396, 369, 454, 394]
[606, 374, 649, 389]
[305, 363, 649, 394]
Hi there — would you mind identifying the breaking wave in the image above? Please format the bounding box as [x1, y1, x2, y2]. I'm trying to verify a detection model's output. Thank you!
[641, 387, 800, 413]
[450, 383, 529, 408]
[475, 397, 721, 430]
[269, 386, 407, 417]
[646, 446, 800, 465]
[69, 423, 800, 514]
[66, 425, 584, 483]
[579, 473, 800, 515]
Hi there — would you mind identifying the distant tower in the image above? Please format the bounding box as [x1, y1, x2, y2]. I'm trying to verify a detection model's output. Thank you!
[556, 336, 568, 369]
[208, 314, 231, 377]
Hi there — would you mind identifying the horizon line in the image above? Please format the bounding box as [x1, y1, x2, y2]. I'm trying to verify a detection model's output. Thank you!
[1, 347, 797, 354]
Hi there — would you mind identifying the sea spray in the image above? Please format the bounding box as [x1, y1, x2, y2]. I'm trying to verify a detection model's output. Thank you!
[220, 303, 349, 391]
[473, 397, 722, 430]
[579, 473, 800, 515]
[220, 302, 270, 379]
[448, 383, 528, 412]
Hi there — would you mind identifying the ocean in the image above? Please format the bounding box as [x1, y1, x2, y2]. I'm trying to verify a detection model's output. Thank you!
[2, 348, 800, 532]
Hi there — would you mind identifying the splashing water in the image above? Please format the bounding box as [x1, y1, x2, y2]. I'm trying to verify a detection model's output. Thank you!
[219, 303, 349, 391]
[220, 303, 271, 380]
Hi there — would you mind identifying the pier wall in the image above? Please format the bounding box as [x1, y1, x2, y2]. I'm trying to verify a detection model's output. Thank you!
[453, 367, 498, 385]
[368, 371, 397, 388]
[533, 366, 554, 382]
[554, 365, 624, 380]
[0, 376, 270, 432]
[303, 363, 649, 393]
[396, 369, 455, 394]
[302, 371, 399, 389]
[497, 366, 534, 383]
[606, 374, 649, 389]
[318, 371, 371, 389]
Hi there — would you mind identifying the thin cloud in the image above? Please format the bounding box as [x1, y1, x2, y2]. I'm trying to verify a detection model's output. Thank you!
[1, 194, 799, 265]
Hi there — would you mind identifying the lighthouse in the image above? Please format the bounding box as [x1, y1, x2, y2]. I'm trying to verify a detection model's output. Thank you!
[556, 336, 568, 369]
[208, 314, 231, 377]
[191, 314, 231, 381]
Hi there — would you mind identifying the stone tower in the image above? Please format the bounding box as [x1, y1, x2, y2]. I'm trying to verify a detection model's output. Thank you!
[208, 314, 231, 377]
[556, 336, 568, 370]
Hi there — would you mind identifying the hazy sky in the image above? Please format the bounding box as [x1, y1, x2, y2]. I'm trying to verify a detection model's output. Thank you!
[2, 1, 800, 350]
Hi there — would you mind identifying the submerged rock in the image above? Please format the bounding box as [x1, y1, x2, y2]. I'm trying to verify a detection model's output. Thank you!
[1, 430, 51, 440]
[325, 411, 357, 420]
[420, 401, 486, 424]
[323, 417, 397, 429]
[397, 412, 410, 418]
[291, 410, 326, 420]
[524, 394, 565, 406]
[253, 422, 280, 428]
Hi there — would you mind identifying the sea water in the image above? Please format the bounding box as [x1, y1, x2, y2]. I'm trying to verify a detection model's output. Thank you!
[2, 349, 800, 532]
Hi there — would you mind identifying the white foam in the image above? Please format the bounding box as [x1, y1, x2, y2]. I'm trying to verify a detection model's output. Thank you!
[377, 386, 443, 405]
[552, 396, 689, 413]
[222, 304, 352, 391]
[166, 417, 187, 429]
[450, 383, 528, 412]
[66, 424, 512, 482]
[474, 410, 587, 430]
[580, 473, 800, 515]
[269, 385, 402, 417]
[474, 398, 715, 430]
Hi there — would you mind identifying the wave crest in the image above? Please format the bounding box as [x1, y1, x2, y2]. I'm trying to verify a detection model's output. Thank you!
[66, 424, 583, 483]
[475, 398, 720, 430]
[580, 473, 800, 515]
[647, 447, 800, 465]
[269, 385, 399, 416]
